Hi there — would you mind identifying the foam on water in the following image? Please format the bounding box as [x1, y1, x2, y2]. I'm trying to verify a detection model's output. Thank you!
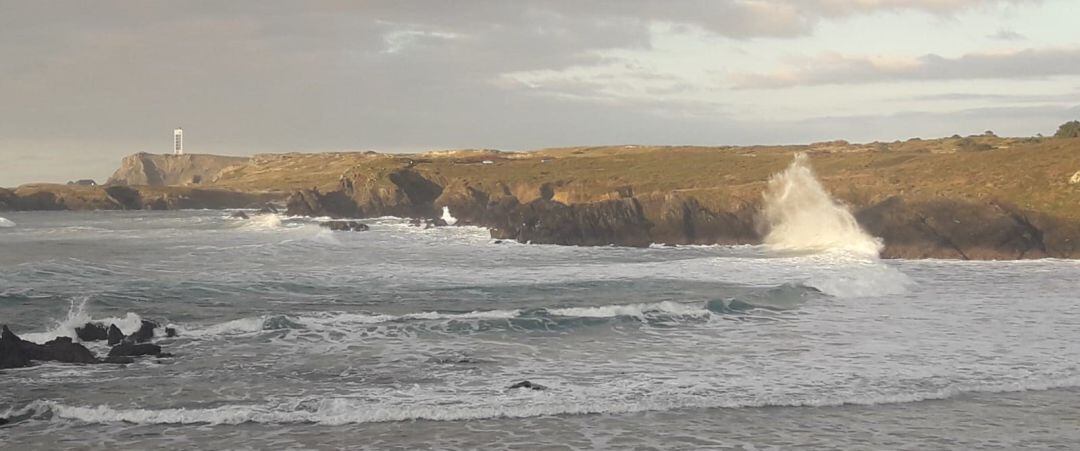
[11, 373, 1080, 426]
[762, 154, 883, 257]
[20, 296, 145, 343]
[441, 206, 458, 226]
[0, 216, 15, 228]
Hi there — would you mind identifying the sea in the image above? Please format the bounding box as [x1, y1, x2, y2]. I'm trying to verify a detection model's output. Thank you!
[2, 209, 1079, 450]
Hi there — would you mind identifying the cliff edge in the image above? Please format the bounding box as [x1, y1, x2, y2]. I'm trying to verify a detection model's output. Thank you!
[107, 153, 249, 186]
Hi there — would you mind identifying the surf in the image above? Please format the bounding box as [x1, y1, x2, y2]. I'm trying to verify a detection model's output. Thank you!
[762, 153, 883, 257]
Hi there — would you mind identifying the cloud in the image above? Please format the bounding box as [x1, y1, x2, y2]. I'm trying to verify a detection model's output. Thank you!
[988, 29, 1026, 40]
[734, 47, 1080, 88]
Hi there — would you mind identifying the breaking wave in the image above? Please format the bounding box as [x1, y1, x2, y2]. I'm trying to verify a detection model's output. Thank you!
[441, 206, 458, 226]
[19, 296, 147, 344]
[9, 374, 1080, 426]
[0, 216, 15, 227]
[762, 153, 883, 257]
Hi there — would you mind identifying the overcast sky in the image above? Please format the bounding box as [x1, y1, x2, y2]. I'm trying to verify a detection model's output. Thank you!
[2, 0, 1079, 186]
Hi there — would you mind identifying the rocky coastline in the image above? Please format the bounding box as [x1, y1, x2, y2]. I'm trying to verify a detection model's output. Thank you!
[5, 136, 1080, 260]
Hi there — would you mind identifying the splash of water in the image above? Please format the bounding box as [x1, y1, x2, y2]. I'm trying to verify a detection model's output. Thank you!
[441, 206, 458, 226]
[0, 217, 15, 228]
[762, 153, 882, 257]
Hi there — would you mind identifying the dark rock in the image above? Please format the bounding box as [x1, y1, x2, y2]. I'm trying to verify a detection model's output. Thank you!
[320, 220, 370, 232]
[102, 356, 135, 364]
[855, 197, 1053, 260]
[285, 188, 359, 218]
[409, 218, 423, 227]
[1, 325, 32, 369]
[75, 322, 108, 342]
[107, 324, 125, 346]
[493, 240, 503, 244]
[128, 320, 158, 343]
[33, 337, 98, 364]
[426, 218, 448, 228]
[230, 211, 250, 219]
[493, 198, 653, 247]
[647, 195, 758, 246]
[165, 327, 177, 338]
[508, 380, 547, 391]
[108, 341, 162, 357]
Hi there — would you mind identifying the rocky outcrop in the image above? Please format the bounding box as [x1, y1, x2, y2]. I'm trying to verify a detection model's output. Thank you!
[1, 184, 275, 211]
[285, 188, 359, 218]
[75, 322, 109, 342]
[491, 198, 653, 247]
[107, 153, 249, 186]
[107, 324, 125, 346]
[320, 220, 370, 231]
[338, 164, 442, 218]
[855, 197, 1058, 260]
[1, 326, 97, 369]
[1, 323, 175, 369]
[646, 194, 759, 246]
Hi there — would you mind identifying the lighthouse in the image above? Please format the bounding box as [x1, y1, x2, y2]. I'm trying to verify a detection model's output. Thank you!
[173, 128, 183, 155]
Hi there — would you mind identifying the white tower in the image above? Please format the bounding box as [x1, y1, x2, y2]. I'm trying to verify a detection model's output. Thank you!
[173, 128, 183, 155]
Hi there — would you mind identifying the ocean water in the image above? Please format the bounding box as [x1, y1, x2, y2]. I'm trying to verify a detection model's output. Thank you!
[1, 210, 1080, 449]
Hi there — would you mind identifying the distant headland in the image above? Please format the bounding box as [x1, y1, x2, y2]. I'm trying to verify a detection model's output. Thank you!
[4, 126, 1080, 260]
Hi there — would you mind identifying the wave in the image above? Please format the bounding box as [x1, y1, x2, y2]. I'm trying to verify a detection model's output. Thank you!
[182, 287, 821, 338]
[441, 206, 458, 226]
[19, 296, 147, 344]
[0, 216, 15, 228]
[762, 153, 882, 257]
[9, 374, 1080, 426]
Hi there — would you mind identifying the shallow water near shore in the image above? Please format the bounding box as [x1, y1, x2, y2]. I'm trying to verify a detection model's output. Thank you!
[2, 210, 1080, 449]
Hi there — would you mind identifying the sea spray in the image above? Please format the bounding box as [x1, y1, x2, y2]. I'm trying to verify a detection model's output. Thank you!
[441, 206, 458, 226]
[762, 153, 883, 256]
[0, 217, 15, 228]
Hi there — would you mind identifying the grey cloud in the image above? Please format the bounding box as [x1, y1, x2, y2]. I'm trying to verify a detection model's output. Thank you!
[0, 0, 1058, 186]
[734, 48, 1080, 88]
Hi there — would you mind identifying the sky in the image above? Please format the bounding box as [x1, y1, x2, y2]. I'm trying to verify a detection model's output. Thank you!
[2, 0, 1079, 186]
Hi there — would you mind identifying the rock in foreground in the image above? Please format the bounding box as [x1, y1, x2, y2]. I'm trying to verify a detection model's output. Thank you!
[320, 220, 370, 232]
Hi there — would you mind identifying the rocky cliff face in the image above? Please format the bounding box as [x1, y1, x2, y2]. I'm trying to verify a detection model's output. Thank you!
[0, 184, 275, 211]
[107, 153, 249, 186]
[280, 165, 1080, 259]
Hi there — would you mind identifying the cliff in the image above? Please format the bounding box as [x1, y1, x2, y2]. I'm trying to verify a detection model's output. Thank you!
[9, 135, 1080, 260]
[0, 184, 277, 211]
[107, 153, 250, 187]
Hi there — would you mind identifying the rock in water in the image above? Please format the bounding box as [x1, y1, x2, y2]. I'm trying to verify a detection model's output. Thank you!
[35, 337, 98, 364]
[508, 380, 547, 391]
[75, 322, 109, 341]
[107, 324, 125, 346]
[320, 220, 370, 232]
[165, 327, 178, 338]
[109, 341, 162, 357]
[128, 320, 158, 343]
[1, 325, 32, 369]
[102, 356, 135, 364]
[230, 211, 250, 219]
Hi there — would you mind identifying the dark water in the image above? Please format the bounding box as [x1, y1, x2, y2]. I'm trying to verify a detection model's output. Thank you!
[1, 210, 1079, 449]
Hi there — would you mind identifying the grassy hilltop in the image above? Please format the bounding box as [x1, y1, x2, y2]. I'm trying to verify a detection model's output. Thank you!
[191, 135, 1080, 220]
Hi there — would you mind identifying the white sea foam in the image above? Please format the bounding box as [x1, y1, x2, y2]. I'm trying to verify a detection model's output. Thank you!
[19, 374, 1080, 426]
[441, 206, 458, 226]
[20, 296, 145, 343]
[0, 216, 15, 227]
[548, 301, 710, 319]
[762, 153, 883, 257]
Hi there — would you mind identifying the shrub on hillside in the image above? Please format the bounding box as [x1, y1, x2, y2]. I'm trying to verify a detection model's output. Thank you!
[1055, 121, 1080, 138]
